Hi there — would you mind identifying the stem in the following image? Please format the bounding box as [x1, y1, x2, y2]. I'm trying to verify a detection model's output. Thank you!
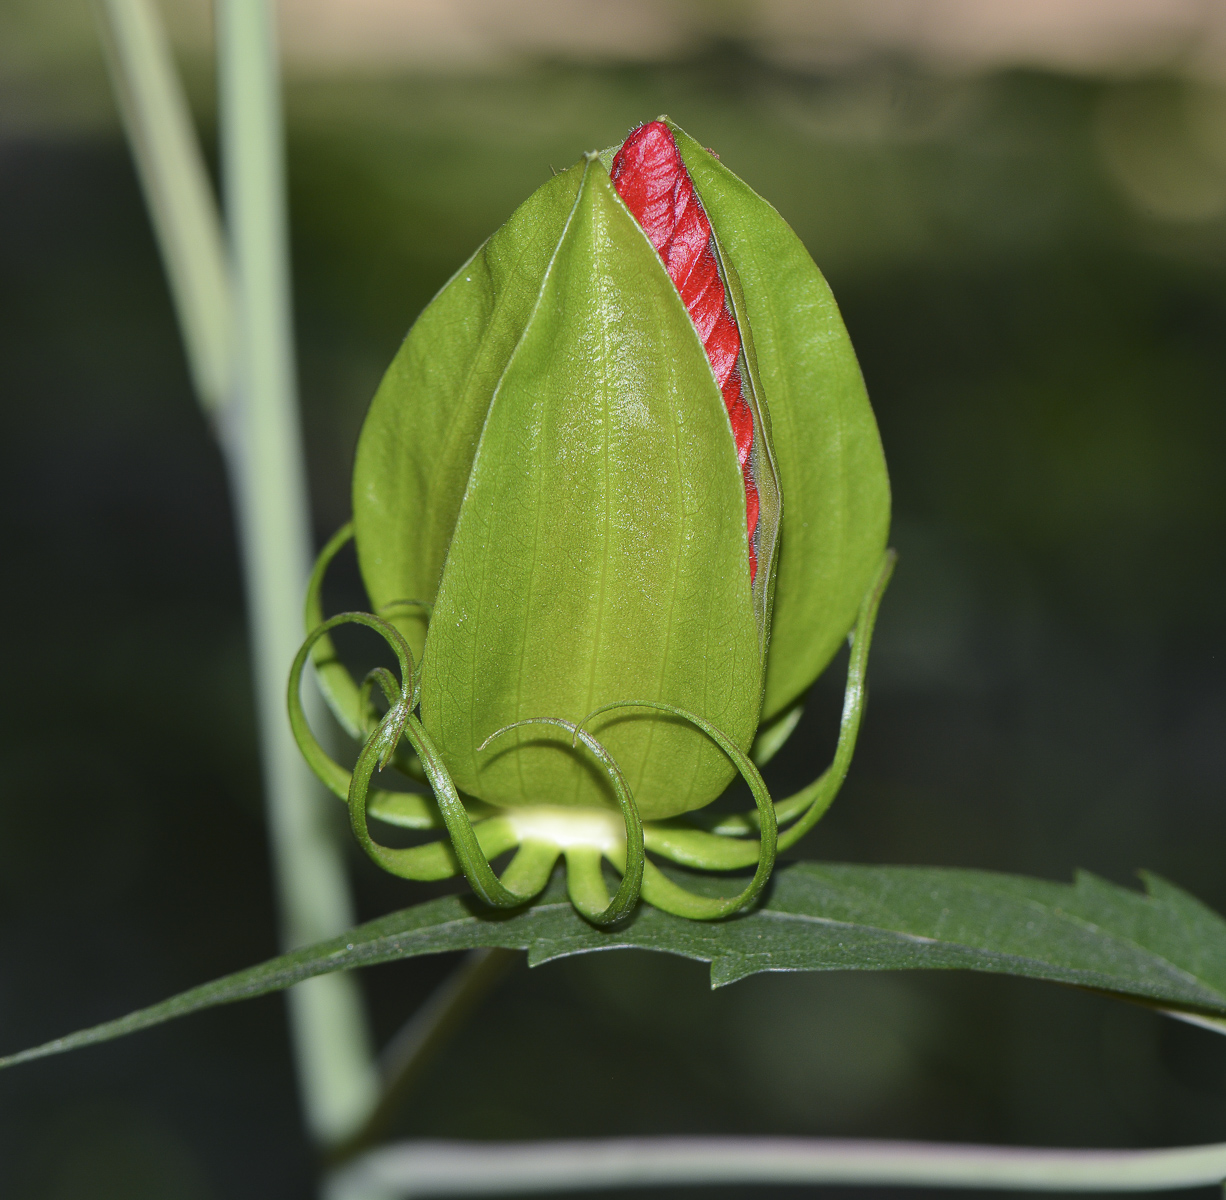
[325, 1136, 1226, 1198]
[99, 0, 381, 1149]
[94, 0, 232, 411]
[331, 950, 520, 1165]
[215, 0, 377, 1146]
[93, 3, 513, 1166]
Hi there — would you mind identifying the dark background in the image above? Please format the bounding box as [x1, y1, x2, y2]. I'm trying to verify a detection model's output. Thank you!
[1, 30, 1225, 1200]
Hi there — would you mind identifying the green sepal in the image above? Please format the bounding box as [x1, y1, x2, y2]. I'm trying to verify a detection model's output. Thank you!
[776, 549, 894, 851]
[668, 118, 892, 723]
[352, 163, 588, 669]
[303, 522, 363, 741]
[653, 550, 893, 860]
[751, 702, 804, 766]
[304, 523, 428, 790]
[414, 155, 762, 819]
[478, 716, 646, 925]
[287, 611, 444, 830]
[584, 699, 778, 920]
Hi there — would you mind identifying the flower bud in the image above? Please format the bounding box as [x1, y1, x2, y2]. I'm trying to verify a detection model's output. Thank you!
[350, 118, 889, 824]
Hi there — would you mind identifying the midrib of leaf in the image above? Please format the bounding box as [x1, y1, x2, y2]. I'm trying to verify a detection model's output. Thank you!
[754, 868, 1226, 1006]
[757, 905, 1216, 999]
[759, 909, 941, 945]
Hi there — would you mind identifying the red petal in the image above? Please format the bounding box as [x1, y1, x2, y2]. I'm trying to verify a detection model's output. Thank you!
[611, 122, 762, 582]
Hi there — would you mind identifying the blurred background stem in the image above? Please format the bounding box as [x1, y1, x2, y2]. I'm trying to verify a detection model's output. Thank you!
[96, 0, 378, 1153]
[94, 0, 230, 412]
[327, 1136, 1226, 1198]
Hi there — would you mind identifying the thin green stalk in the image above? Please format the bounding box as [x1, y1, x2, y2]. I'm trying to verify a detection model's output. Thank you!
[330, 950, 520, 1165]
[94, 1, 508, 1162]
[215, 0, 377, 1146]
[94, 0, 231, 412]
[325, 1136, 1226, 1198]
[98, 0, 380, 1149]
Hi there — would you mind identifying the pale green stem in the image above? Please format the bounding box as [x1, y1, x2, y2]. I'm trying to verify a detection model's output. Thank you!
[93, 0, 491, 1164]
[94, 0, 231, 412]
[326, 1136, 1226, 1198]
[215, 0, 378, 1147]
[99, 0, 378, 1151]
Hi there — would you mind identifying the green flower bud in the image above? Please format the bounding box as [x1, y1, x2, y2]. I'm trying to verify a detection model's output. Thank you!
[292, 117, 892, 921]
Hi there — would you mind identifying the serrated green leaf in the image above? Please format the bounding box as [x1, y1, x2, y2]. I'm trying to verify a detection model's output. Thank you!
[5, 863, 1224, 1072]
[668, 121, 892, 722]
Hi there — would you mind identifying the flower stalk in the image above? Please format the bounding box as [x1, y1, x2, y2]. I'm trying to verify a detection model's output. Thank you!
[96, 0, 378, 1152]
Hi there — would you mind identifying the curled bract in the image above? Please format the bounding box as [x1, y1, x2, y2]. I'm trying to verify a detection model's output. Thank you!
[290, 118, 892, 923]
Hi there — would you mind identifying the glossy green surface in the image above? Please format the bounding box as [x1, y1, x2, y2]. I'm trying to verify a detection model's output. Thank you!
[355, 154, 765, 818]
[669, 120, 892, 721]
[352, 164, 586, 668]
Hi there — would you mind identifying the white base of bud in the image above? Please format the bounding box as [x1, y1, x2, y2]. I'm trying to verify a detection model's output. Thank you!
[502, 805, 626, 853]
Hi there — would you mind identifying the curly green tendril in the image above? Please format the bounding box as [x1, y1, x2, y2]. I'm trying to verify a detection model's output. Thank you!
[288, 524, 894, 925]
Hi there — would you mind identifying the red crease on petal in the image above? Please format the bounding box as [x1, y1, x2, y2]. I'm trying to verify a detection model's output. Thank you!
[611, 121, 761, 582]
